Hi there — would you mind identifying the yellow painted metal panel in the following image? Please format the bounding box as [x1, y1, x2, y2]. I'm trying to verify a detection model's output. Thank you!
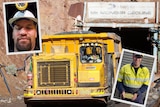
[78, 70, 100, 82]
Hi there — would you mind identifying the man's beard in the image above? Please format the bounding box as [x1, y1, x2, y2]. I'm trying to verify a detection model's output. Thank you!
[16, 38, 32, 51]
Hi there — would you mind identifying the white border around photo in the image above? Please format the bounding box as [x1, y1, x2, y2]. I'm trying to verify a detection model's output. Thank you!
[111, 48, 157, 107]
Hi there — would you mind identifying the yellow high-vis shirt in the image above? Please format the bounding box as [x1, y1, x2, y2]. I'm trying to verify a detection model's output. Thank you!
[118, 64, 150, 88]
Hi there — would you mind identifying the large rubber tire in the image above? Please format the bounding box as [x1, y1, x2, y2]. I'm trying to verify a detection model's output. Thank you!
[26, 104, 32, 107]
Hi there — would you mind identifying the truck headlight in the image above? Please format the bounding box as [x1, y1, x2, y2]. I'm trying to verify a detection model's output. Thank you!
[36, 90, 41, 95]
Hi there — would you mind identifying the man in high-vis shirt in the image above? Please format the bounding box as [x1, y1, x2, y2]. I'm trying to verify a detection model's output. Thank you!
[117, 53, 150, 104]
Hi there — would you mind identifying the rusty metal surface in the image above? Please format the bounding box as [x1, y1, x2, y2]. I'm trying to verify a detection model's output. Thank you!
[68, 2, 84, 19]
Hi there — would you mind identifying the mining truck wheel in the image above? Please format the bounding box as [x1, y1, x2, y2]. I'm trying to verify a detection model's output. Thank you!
[26, 103, 33, 107]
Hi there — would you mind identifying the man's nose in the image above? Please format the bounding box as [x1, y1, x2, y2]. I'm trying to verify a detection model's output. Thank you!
[19, 28, 27, 35]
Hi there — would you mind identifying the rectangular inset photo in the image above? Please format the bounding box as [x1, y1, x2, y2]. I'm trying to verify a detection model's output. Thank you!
[3, 0, 42, 55]
[111, 49, 156, 107]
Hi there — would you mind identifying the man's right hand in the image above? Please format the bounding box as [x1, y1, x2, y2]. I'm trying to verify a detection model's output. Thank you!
[132, 93, 138, 101]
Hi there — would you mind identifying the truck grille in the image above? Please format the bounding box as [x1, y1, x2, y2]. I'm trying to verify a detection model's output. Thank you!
[37, 61, 70, 87]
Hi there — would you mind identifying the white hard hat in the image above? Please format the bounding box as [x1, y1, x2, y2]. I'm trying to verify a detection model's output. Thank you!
[9, 10, 37, 27]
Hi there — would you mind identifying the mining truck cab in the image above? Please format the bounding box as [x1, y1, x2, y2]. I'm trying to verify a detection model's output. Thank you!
[80, 43, 102, 63]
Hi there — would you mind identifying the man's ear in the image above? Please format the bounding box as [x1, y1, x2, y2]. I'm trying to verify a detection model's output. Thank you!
[35, 25, 38, 38]
[35, 31, 37, 38]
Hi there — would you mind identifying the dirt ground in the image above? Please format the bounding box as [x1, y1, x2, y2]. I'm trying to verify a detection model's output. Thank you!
[0, 100, 26, 107]
[0, 101, 130, 107]
[0, 70, 27, 107]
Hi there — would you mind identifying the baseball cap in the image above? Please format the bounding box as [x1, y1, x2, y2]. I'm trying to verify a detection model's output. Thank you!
[133, 53, 143, 58]
[9, 10, 38, 27]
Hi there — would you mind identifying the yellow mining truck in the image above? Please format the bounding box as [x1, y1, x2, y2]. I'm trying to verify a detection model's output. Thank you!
[24, 31, 122, 107]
